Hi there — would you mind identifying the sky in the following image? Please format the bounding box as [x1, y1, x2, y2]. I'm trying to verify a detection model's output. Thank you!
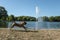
[0, 0, 60, 17]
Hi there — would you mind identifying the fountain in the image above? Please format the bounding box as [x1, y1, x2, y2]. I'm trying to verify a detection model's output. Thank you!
[35, 6, 44, 30]
[35, 6, 39, 30]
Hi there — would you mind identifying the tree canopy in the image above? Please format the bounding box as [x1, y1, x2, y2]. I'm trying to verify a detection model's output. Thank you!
[0, 6, 8, 28]
[7, 15, 36, 21]
[0, 6, 8, 21]
[41, 16, 60, 22]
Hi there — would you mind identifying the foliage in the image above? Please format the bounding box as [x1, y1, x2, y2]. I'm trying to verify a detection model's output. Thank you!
[42, 16, 60, 22]
[0, 6, 8, 28]
[0, 6, 8, 21]
[2, 15, 60, 22]
[7, 15, 36, 21]
[8, 15, 15, 21]
[49, 16, 55, 22]
[42, 16, 49, 21]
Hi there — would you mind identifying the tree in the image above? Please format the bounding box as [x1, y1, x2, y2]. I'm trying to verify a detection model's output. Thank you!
[49, 16, 55, 22]
[55, 16, 60, 22]
[8, 15, 15, 21]
[42, 16, 49, 21]
[0, 6, 8, 28]
[0, 6, 8, 21]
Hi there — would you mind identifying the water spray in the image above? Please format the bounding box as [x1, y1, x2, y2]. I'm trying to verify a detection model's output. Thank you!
[35, 6, 39, 30]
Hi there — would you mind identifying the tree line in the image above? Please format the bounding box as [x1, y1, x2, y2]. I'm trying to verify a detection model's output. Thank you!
[7, 15, 36, 21]
[42, 16, 60, 22]
[3, 15, 60, 22]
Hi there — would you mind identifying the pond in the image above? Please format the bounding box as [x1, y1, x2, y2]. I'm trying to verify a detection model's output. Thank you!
[0, 21, 60, 30]
[8, 21, 60, 30]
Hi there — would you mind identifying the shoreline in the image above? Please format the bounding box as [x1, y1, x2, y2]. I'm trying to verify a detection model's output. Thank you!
[0, 28, 60, 30]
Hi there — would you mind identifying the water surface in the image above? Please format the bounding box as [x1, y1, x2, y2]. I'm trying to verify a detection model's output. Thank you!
[8, 21, 60, 30]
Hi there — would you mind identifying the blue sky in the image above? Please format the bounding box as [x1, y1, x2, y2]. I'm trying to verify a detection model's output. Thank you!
[0, 0, 60, 17]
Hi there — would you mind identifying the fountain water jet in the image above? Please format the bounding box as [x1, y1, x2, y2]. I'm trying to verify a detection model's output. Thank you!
[35, 6, 39, 30]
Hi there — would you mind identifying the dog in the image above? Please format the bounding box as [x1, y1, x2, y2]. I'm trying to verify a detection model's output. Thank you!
[11, 21, 27, 31]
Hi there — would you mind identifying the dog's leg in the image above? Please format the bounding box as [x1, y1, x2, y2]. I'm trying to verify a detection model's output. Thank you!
[23, 26, 27, 31]
[11, 25, 14, 28]
[11, 23, 15, 28]
[10, 23, 15, 30]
